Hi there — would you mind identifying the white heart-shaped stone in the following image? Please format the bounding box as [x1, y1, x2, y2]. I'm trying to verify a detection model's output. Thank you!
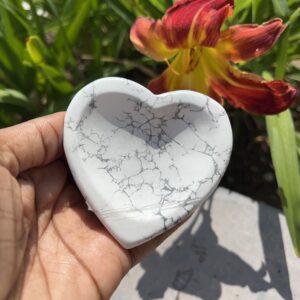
[64, 78, 232, 249]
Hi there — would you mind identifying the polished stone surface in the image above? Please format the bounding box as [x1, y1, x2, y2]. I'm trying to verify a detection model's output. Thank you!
[64, 78, 232, 248]
[112, 188, 300, 300]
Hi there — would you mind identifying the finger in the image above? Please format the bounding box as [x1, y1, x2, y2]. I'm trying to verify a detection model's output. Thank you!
[18, 177, 35, 224]
[23, 160, 68, 236]
[0, 166, 27, 300]
[0, 112, 65, 177]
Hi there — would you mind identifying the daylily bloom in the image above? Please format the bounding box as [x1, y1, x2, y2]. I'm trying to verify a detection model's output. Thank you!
[130, 0, 298, 115]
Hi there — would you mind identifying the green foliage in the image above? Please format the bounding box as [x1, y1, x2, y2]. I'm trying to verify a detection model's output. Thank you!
[1, 0, 300, 255]
[0, 0, 299, 126]
[267, 111, 300, 256]
[249, 0, 300, 256]
[0, 0, 167, 126]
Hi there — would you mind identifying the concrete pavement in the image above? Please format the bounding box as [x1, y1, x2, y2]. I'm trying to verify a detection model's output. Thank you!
[112, 188, 300, 300]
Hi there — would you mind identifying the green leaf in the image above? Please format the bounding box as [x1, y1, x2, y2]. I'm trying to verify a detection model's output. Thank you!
[275, 28, 290, 79]
[26, 0, 45, 40]
[0, 2, 25, 51]
[262, 70, 274, 81]
[105, 0, 135, 25]
[26, 36, 48, 65]
[0, 89, 33, 112]
[40, 64, 73, 94]
[296, 133, 300, 157]
[272, 0, 290, 18]
[132, 0, 164, 18]
[0, 2, 31, 88]
[235, 0, 252, 15]
[0, 36, 29, 89]
[288, 72, 300, 81]
[252, 0, 265, 23]
[0, 1, 31, 32]
[266, 12, 300, 257]
[288, 7, 300, 24]
[149, 0, 170, 13]
[51, 0, 92, 67]
[266, 112, 300, 256]
[64, 0, 91, 45]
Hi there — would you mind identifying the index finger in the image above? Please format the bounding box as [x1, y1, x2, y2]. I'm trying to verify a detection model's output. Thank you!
[0, 112, 65, 177]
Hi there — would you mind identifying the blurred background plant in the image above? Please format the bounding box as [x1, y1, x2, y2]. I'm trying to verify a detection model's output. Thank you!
[0, 0, 300, 254]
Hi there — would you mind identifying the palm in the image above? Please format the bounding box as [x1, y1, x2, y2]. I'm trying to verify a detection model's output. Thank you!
[0, 113, 172, 300]
[18, 159, 131, 300]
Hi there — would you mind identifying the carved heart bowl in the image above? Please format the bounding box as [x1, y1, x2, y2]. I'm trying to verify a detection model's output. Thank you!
[63, 77, 232, 249]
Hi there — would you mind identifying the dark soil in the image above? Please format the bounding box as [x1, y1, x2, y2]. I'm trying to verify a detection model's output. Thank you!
[221, 102, 300, 210]
[221, 111, 281, 209]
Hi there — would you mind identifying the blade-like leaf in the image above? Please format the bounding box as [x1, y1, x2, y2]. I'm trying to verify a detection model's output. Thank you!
[272, 0, 290, 18]
[266, 12, 300, 257]
[66, 1, 91, 45]
[40, 64, 73, 94]
[288, 7, 300, 24]
[0, 89, 30, 109]
[266, 112, 300, 256]
[296, 133, 300, 157]
[50, 0, 92, 67]
[105, 0, 135, 25]
[288, 73, 300, 81]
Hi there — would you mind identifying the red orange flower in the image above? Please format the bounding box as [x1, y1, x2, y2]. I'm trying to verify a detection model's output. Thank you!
[130, 0, 298, 115]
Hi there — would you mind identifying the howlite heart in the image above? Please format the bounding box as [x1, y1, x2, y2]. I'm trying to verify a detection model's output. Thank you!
[63, 78, 232, 248]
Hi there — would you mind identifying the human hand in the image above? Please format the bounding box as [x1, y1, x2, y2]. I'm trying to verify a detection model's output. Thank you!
[0, 112, 175, 300]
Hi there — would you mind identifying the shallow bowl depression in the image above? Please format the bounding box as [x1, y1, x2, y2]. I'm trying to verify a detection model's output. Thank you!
[63, 78, 233, 248]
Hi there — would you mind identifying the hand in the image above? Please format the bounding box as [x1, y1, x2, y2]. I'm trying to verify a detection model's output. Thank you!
[0, 112, 174, 300]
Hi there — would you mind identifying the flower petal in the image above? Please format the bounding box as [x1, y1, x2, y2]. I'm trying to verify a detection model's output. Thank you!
[130, 17, 177, 61]
[149, 46, 298, 115]
[148, 50, 209, 95]
[200, 48, 298, 115]
[217, 19, 286, 62]
[209, 65, 298, 115]
[161, 0, 233, 48]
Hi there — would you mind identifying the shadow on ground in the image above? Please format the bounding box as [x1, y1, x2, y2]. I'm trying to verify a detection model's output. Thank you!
[137, 198, 292, 300]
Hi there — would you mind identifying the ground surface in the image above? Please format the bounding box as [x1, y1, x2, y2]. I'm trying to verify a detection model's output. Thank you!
[112, 188, 300, 300]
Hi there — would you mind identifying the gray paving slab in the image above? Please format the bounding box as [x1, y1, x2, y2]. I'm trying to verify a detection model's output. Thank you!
[112, 187, 300, 300]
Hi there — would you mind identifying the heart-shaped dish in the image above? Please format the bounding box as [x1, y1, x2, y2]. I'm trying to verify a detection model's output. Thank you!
[64, 77, 232, 249]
